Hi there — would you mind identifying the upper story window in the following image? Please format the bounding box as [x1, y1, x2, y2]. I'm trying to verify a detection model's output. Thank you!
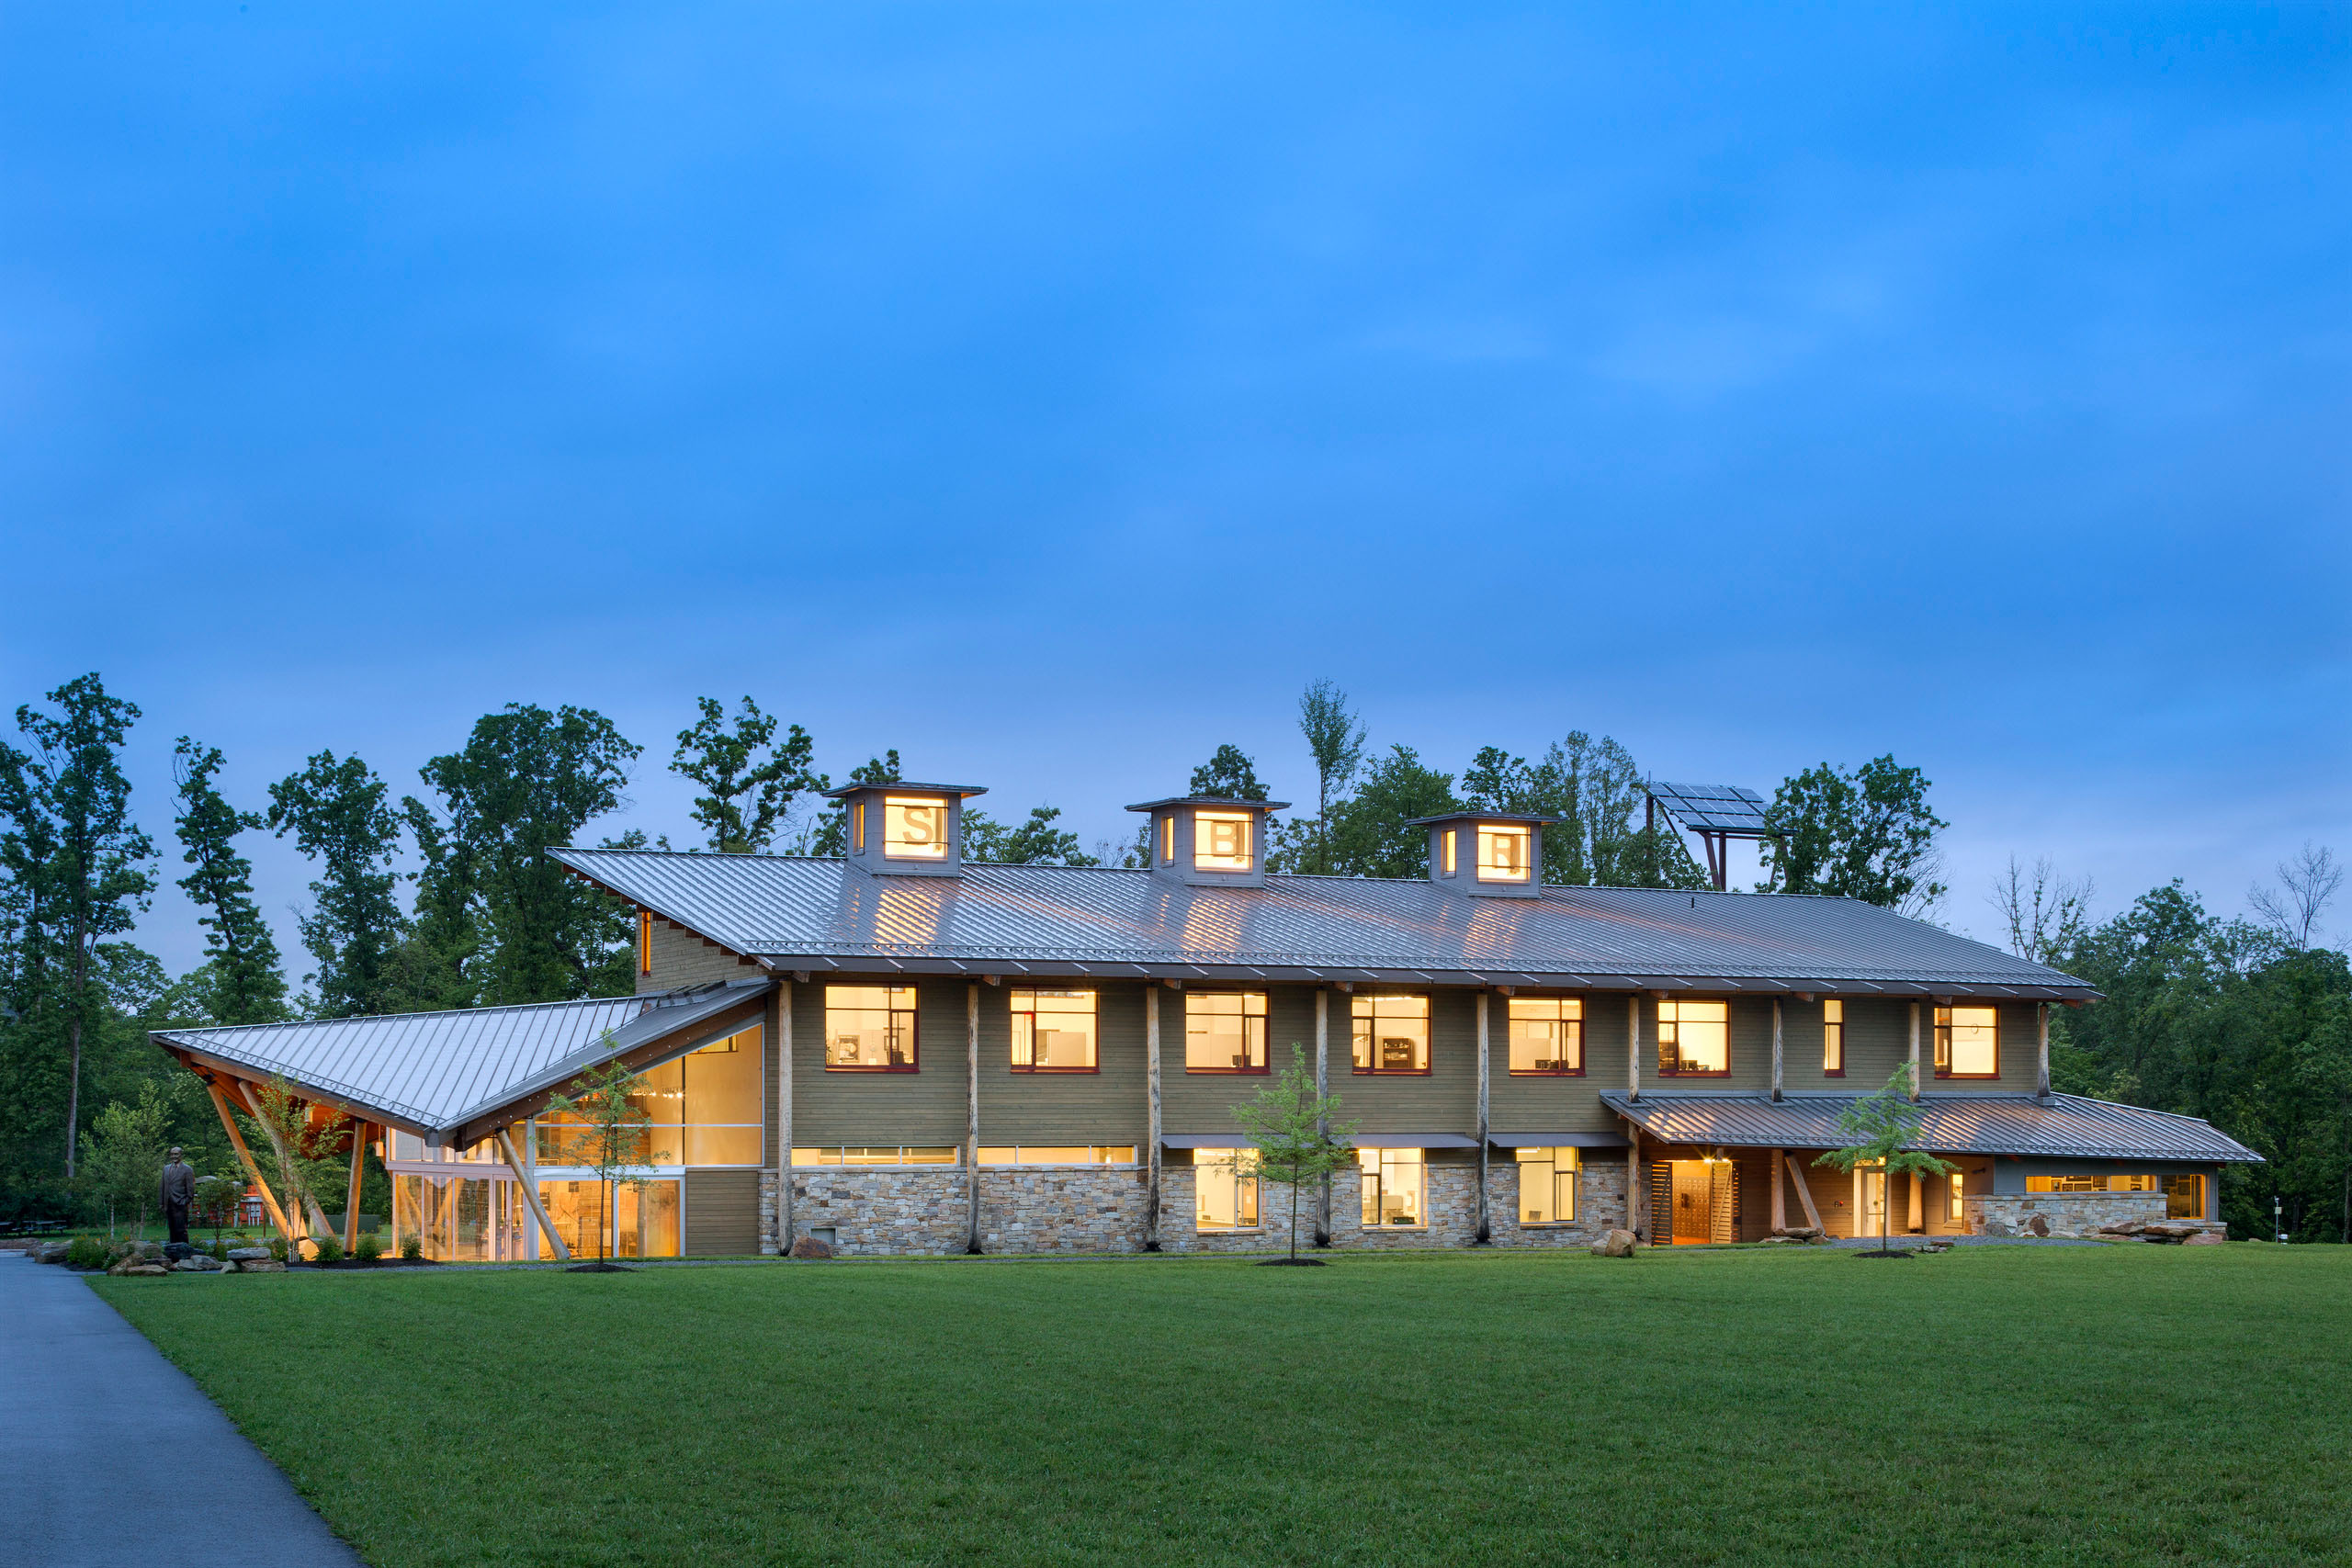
[1442, 829, 1458, 876]
[1351, 994, 1430, 1074]
[538, 1028, 763, 1165]
[825, 985, 918, 1071]
[1194, 810, 1254, 872]
[638, 909, 653, 976]
[1160, 816, 1175, 863]
[793, 1145, 959, 1167]
[1011, 989, 1097, 1072]
[883, 796, 950, 860]
[1508, 997, 1583, 1074]
[1186, 991, 1268, 1073]
[1657, 998, 1729, 1076]
[1934, 1005, 1998, 1077]
[1823, 998, 1845, 1076]
[1477, 826, 1532, 884]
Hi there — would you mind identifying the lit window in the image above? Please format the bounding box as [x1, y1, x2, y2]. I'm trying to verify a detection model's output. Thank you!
[2163, 1174, 2205, 1218]
[538, 1032, 762, 1167]
[1476, 826, 1532, 883]
[2027, 1173, 2160, 1194]
[1193, 810, 1253, 872]
[1185, 991, 1268, 1073]
[852, 800, 865, 853]
[1359, 1148, 1425, 1226]
[824, 985, 917, 1071]
[1948, 1170, 1966, 1223]
[1657, 998, 1729, 1075]
[976, 1146, 1135, 1166]
[1442, 829, 1458, 876]
[1507, 997, 1582, 1074]
[1195, 1148, 1261, 1230]
[1160, 816, 1175, 863]
[1011, 989, 1097, 1071]
[791, 1146, 960, 1166]
[1934, 1006, 1998, 1077]
[1351, 994, 1430, 1074]
[638, 909, 653, 976]
[882, 796, 949, 860]
[1516, 1146, 1579, 1224]
[1823, 998, 1844, 1076]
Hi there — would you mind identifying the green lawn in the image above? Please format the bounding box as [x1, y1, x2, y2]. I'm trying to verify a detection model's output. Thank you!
[94, 1245, 2350, 1567]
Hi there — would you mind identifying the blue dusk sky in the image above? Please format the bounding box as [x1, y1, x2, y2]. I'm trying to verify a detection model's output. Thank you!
[2, 4, 2346, 977]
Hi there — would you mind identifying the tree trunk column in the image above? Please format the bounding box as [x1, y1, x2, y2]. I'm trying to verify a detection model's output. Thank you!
[776, 978, 794, 1255]
[1475, 991, 1491, 1244]
[1908, 1002, 1922, 1100]
[967, 983, 982, 1254]
[1770, 998, 1783, 1101]
[2037, 1003, 2051, 1098]
[1144, 986, 1161, 1251]
[1769, 1146, 1786, 1232]
[1627, 994, 1642, 1101]
[1314, 988, 1330, 1247]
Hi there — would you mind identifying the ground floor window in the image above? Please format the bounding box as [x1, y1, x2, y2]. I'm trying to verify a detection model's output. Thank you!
[2027, 1173, 2161, 1194]
[390, 1173, 536, 1262]
[1195, 1149, 1261, 1230]
[1515, 1146, 1578, 1224]
[537, 1179, 680, 1260]
[1359, 1148, 1424, 1226]
[791, 1146, 960, 1166]
[2163, 1175, 2206, 1218]
[1948, 1170, 1966, 1223]
[978, 1146, 1136, 1166]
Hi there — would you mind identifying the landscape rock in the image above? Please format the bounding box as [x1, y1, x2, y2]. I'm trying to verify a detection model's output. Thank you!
[1590, 1228, 1639, 1258]
[1980, 1219, 2013, 1237]
[34, 1243, 69, 1264]
[175, 1255, 223, 1271]
[2025, 1214, 2052, 1237]
[226, 1247, 274, 1262]
[234, 1258, 287, 1273]
[110, 1260, 170, 1276]
[788, 1235, 833, 1259]
[2183, 1231, 2226, 1246]
[1771, 1226, 1823, 1242]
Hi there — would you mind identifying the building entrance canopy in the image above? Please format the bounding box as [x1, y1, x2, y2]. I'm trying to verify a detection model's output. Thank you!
[1601, 1090, 2263, 1163]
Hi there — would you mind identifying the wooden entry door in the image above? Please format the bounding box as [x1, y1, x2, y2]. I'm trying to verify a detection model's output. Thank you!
[1656, 1158, 1738, 1244]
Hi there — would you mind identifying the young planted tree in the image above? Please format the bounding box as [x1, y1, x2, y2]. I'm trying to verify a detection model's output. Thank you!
[194, 1170, 245, 1245]
[77, 1085, 170, 1239]
[172, 739, 288, 1025]
[1815, 1065, 1956, 1256]
[1228, 1046, 1360, 1263]
[243, 1075, 349, 1258]
[543, 1056, 657, 1269]
[671, 696, 818, 854]
[269, 750, 412, 1017]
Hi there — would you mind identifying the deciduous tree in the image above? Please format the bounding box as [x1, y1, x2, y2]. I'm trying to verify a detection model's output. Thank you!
[1188, 744, 1269, 802]
[269, 751, 410, 1017]
[1321, 746, 1459, 879]
[1295, 681, 1365, 874]
[671, 696, 818, 854]
[1758, 756, 1947, 914]
[1228, 1046, 1360, 1263]
[1815, 1066, 1954, 1254]
[544, 1055, 659, 1268]
[171, 739, 288, 1025]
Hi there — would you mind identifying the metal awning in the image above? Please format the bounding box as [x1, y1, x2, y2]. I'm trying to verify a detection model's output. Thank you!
[1601, 1090, 2263, 1163]
[1487, 1131, 1632, 1149]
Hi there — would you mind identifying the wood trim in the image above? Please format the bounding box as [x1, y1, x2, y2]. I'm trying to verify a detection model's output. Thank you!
[1474, 991, 1490, 1244]
[344, 1122, 366, 1254]
[1782, 1150, 1825, 1232]
[776, 979, 794, 1254]
[237, 1079, 330, 1240]
[1144, 987, 1161, 1251]
[205, 1080, 292, 1243]
[498, 1125, 571, 1261]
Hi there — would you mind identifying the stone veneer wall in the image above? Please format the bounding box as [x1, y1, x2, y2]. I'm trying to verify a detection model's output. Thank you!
[762, 1158, 1633, 1256]
[1964, 1191, 2165, 1238]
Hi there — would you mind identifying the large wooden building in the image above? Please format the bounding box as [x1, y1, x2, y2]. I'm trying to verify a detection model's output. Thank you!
[153, 782, 2258, 1260]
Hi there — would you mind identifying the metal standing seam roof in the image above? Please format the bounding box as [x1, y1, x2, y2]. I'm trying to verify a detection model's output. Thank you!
[1600, 1091, 2264, 1163]
[549, 847, 2098, 998]
[151, 981, 769, 1134]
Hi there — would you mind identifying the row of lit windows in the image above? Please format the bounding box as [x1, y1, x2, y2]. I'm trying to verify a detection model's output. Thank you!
[1193, 1146, 1584, 1231]
[788, 1145, 1136, 1167]
[820, 987, 2007, 1079]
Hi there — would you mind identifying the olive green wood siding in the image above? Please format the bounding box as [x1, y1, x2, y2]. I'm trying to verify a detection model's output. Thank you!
[639, 919, 755, 996]
[684, 1168, 760, 1254]
[1339, 988, 1476, 1136]
[789, 976, 969, 1147]
[1487, 991, 1617, 1134]
[1162, 985, 1319, 1136]
[978, 981, 1148, 1146]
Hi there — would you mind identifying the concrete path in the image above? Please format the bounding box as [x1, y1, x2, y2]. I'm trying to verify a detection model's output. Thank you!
[0, 1252, 362, 1567]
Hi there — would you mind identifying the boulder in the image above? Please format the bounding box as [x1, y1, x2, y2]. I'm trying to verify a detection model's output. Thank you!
[2025, 1214, 2051, 1237]
[788, 1235, 834, 1260]
[1979, 1218, 2013, 1237]
[235, 1259, 287, 1273]
[110, 1260, 170, 1276]
[2098, 1221, 2147, 1236]
[1772, 1226, 1823, 1242]
[2183, 1231, 2226, 1246]
[175, 1255, 223, 1272]
[1589, 1228, 1639, 1258]
[34, 1243, 69, 1265]
[226, 1247, 274, 1262]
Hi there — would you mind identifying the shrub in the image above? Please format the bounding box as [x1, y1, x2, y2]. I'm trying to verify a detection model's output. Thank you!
[267, 1235, 288, 1261]
[312, 1235, 345, 1264]
[400, 1233, 422, 1261]
[64, 1235, 108, 1270]
[210, 1238, 229, 1261]
[353, 1233, 383, 1262]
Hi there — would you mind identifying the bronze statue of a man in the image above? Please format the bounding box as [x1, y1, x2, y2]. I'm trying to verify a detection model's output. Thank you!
[160, 1146, 198, 1247]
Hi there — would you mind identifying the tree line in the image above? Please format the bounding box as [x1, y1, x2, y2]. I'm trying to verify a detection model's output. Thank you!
[4, 670, 2335, 1241]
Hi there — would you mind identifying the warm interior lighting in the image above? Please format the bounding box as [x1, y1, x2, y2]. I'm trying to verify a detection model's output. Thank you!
[824, 985, 918, 1070]
[1359, 1147, 1425, 1225]
[638, 909, 652, 976]
[1657, 998, 1729, 1074]
[1193, 810, 1253, 872]
[851, 800, 865, 853]
[1515, 1145, 1579, 1224]
[1934, 1005, 1998, 1077]
[1507, 996, 1583, 1074]
[1011, 989, 1098, 1071]
[1823, 998, 1845, 1076]
[793, 1146, 960, 1167]
[1196, 1147, 1261, 1230]
[1351, 994, 1430, 1073]
[978, 1146, 1135, 1166]
[883, 796, 950, 860]
[1476, 825, 1532, 883]
[1442, 829, 1458, 876]
[1160, 816, 1175, 863]
[1185, 991, 1269, 1072]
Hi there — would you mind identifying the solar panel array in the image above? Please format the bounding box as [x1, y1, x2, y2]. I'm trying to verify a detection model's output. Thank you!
[1647, 781, 1771, 835]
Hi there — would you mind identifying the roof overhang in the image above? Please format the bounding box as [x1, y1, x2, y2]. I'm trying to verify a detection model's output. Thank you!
[1602, 1090, 2263, 1163]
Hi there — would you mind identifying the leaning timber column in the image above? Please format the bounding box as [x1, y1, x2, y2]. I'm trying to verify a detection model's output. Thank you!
[1907, 1002, 1922, 1100]
[1475, 990, 1491, 1244]
[1769, 1146, 1786, 1231]
[967, 983, 982, 1254]
[1314, 988, 1330, 1247]
[1770, 998, 1784, 1101]
[344, 1122, 367, 1256]
[1627, 995, 1642, 1102]
[2037, 1003, 2052, 1098]
[776, 977, 794, 1254]
[1627, 994, 1644, 1241]
[238, 1080, 331, 1240]
[1144, 986, 1162, 1251]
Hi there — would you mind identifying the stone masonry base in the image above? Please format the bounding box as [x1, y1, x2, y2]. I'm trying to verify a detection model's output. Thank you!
[1965, 1191, 2166, 1238]
[756, 1157, 1634, 1257]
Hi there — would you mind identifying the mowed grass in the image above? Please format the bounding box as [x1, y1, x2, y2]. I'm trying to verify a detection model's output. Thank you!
[94, 1245, 2351, 1568]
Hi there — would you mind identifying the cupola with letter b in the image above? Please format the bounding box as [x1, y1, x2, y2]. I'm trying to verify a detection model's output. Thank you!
[1404, 810, 1555, 898]
[1125, 794, 1289, 888]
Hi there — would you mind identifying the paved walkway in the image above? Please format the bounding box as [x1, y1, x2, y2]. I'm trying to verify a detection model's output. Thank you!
[0, 1253, 362, 1567]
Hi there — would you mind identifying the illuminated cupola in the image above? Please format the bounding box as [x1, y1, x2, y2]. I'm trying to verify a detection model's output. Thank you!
[825, 781, 987, 877]
[1404, 811, 1555, 899]
[1125, 795, 1289, 889]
